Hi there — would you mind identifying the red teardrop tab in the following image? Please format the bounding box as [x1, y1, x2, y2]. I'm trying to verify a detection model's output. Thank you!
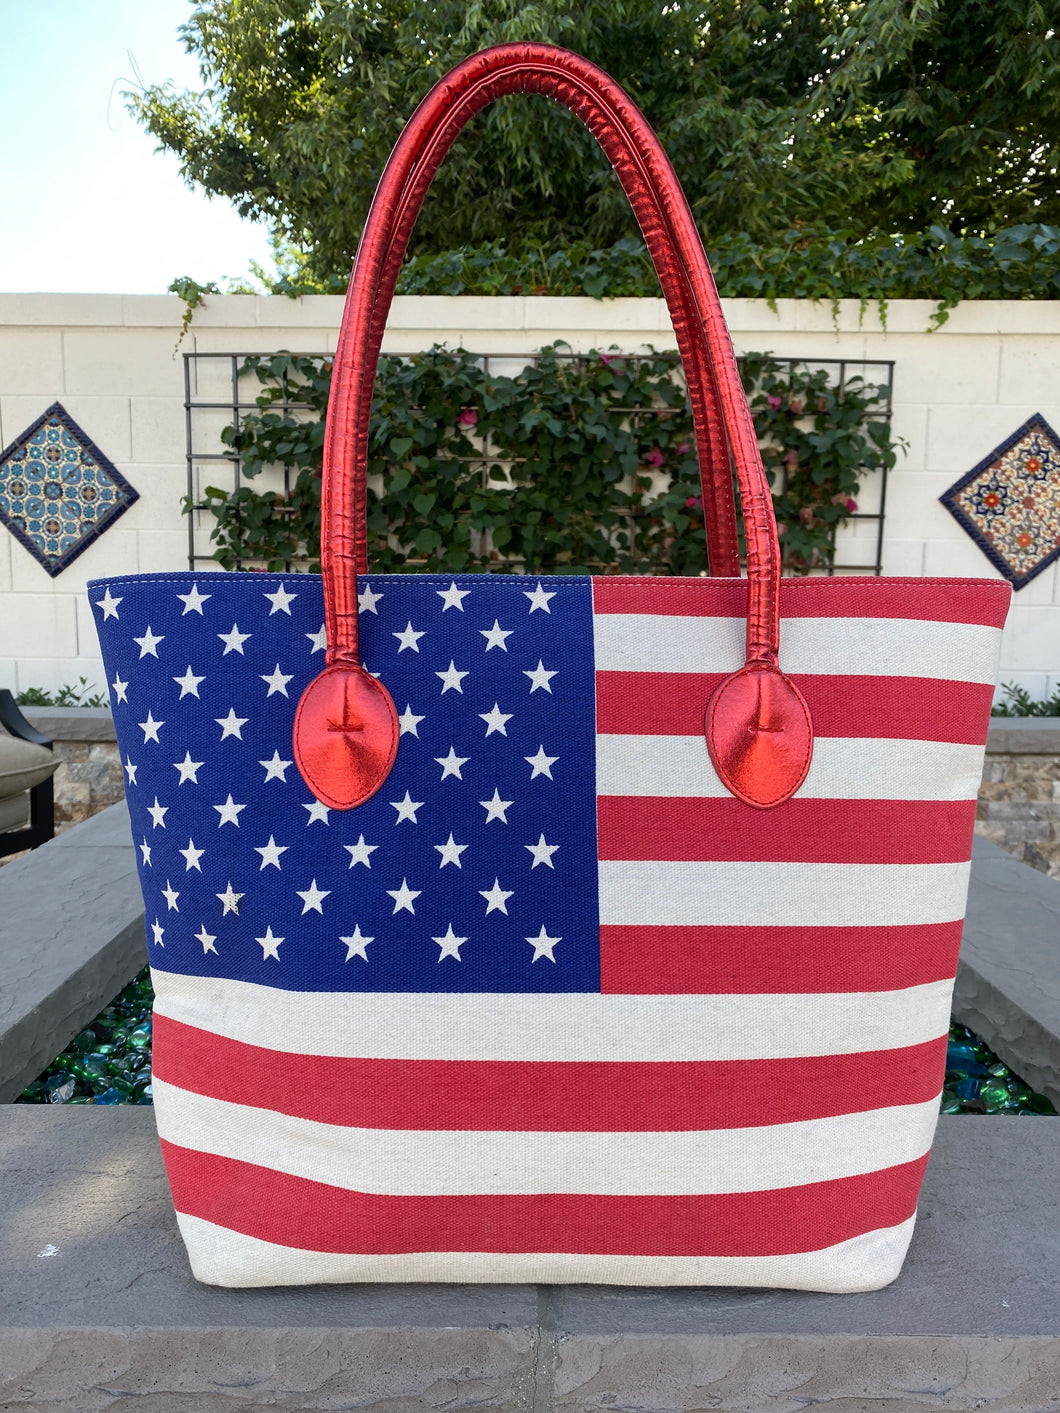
[706, 663, 813, 809]
[293, 665, 399, 810]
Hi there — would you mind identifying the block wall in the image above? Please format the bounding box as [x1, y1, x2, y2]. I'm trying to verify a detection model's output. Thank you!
[0, 293, 1057, 698]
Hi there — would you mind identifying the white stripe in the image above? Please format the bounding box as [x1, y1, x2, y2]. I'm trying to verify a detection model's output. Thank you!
[596, 733, 987, 801]
[151, 969, 954, 1062]
[154, 1078, 939, 1197]
[598, 859, 970, 927]
[593, 613, 1003, 684]
[176, 1210, 918, 1292]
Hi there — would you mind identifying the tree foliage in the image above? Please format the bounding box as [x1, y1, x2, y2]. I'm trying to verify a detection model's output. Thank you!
[132, 0, 1060, 286]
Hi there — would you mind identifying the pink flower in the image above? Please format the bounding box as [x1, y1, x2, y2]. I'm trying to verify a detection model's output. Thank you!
[456, 407, 478, 427]
[766, 395, 782, 411]
[676, 442, 691, 456]
[685, 495, 701, 510]
[644, 447, 665, 467]
[846, 498, 858, 513]
[783, 449, 799, 471]
[788, 398, 804, 416]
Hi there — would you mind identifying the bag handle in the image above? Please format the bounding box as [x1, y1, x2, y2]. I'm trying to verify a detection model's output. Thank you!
[293, 44, 812, 812]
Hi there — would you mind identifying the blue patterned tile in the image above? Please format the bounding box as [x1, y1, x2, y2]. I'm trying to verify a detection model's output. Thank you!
[939, 413, 1060, 590]
[0, 402, 138, 578]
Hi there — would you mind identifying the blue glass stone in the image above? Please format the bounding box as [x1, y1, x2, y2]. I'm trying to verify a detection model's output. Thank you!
[93, 1087, 124, 1105]
[45, 1074, 75, 1104]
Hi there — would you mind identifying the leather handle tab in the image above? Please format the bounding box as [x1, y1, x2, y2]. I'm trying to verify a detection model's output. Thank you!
[295, 44, 812, 811]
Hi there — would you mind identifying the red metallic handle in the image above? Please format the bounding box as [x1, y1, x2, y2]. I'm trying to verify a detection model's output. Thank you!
[295, 45, 812, 812]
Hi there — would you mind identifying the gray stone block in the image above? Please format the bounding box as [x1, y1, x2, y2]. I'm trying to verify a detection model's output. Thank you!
[22, 707, 116, 742]
[958, 836, 1060, 1108]
[0, 1110, 1058, 1410]
[0, 802, 145, 1102]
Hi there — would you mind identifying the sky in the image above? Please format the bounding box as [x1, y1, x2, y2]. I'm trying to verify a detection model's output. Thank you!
[0, 0, 274, 293]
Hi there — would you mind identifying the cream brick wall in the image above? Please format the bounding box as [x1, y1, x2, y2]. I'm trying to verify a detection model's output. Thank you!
[0, 293, 1057, 699]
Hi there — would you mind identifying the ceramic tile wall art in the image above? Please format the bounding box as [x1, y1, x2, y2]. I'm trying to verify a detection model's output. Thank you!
[0, 402, 138, 577]
[940, 412, 1060, 589]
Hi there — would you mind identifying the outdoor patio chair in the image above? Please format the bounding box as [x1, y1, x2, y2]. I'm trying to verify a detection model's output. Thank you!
[0, 691, 57, 858]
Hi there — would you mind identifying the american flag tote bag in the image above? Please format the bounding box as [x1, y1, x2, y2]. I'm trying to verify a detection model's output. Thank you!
[90, 45, 1010, 1291]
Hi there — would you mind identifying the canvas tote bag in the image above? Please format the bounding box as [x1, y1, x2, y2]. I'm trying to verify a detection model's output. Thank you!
[89, 44, 1010, 1291]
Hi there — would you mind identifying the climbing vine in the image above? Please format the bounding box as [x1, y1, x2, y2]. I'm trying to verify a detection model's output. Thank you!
[192, 344, 896, 576]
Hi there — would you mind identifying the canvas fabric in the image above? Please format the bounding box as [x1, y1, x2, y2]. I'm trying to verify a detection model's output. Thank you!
[89, 568, 1008, 1291]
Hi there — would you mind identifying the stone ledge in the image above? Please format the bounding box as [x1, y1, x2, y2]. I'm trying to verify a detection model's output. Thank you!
[985, 716, 1060, 754]
[0, 1110, 1057, 1411]
[956, 836, 1060, 1107]
[0, 803, 145, 1103]
[20, 707, 115, 743]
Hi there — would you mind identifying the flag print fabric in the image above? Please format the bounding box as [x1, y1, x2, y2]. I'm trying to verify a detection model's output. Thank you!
[88, 568, 1009, 1290]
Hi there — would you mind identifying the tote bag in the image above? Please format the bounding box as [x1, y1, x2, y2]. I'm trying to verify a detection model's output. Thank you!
[90, 44, 1010, 1291]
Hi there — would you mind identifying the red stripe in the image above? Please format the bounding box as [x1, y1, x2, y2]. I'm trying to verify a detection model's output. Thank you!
[601, 921, 962, 994]
[152, 1016, 945, 1132]
[591, 576, 1010, 626]
[595, 671, 995, 742]
[161, 1140, 929, 1257]
[597, 796, 977, 863]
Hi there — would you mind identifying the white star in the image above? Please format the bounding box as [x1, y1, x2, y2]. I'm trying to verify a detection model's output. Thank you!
[341, 925, 373, 962]
[479, 789, 513, 823]
[257, 925, 284, 960]
[304, 800, 330, 824]
[177, 582, 211, 615]
[479, 878, 513, 915]
[296, 879, 330, 914]
[195, 925, 217, 955]
[526, 834, 560, 869]
[139, 837, 151, 866]
[138, 712, 163, 744]
[344, 835, 378, 868]
[150, 918, 164, 947]
[218, 623, 250, 655]
[173, 752, 203, 785]
[433, 924, 466, 961]
[386, 878, 421, 914]
[147, 797, 168, 829]
[525, 746, 558, 780]
[524, 581, 556, 613]
[134, 626, 164, 658]
[180, 839, 205, 872]
[524, 660, 558, 694]
[393, 621, 426, 653]
[260, 751, 292, 782]
[216, 881, 243, 915]
[358, 582, 383, 614]
[435, 661, 469, 694]
[479, 703, 512, 736]
[215, 708, 248, 740]
[306, 623, 327, 653]
[434, 833, 468, 868]
[437, 581, 470, 611]
[434, 746, 469, 780]
[398, 704, 424, 737]
[161, 879, 180, 911]
[264, 582, 297, 615]
[173, 665, 205, 699]
[261, 664, 293, 697]
[96, 588, 122, 620]
[111, 676, 128, 705]
[255, 835, 288, 870]
[124, 757, 138, 785]
[480, 619, 514, 652]
[213, 795, 246, 827]
[390, 791, 424, 824]
[527, 926, 561, 963]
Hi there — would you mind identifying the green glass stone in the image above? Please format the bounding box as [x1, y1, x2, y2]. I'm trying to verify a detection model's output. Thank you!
[979, 1080, 1009, 1112]
[70, 1029, 96, 1053]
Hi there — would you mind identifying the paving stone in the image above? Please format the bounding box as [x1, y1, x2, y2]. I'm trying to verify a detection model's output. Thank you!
[0, 802, 145, 1102]
[0, 1109, 1057, 1411]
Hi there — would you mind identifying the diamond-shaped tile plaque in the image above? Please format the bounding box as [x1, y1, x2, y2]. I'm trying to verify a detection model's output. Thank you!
[940, 413, 1060, 590]
[0, 402, 138, 577]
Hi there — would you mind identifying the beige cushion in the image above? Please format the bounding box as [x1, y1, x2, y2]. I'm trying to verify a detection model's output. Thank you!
[0, 732, 58, 800]
[0, 792, 29, 833]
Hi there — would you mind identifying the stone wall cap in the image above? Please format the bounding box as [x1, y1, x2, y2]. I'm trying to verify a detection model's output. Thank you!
[986, 716, 1060, 752]
[21, 707, 116, 742]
